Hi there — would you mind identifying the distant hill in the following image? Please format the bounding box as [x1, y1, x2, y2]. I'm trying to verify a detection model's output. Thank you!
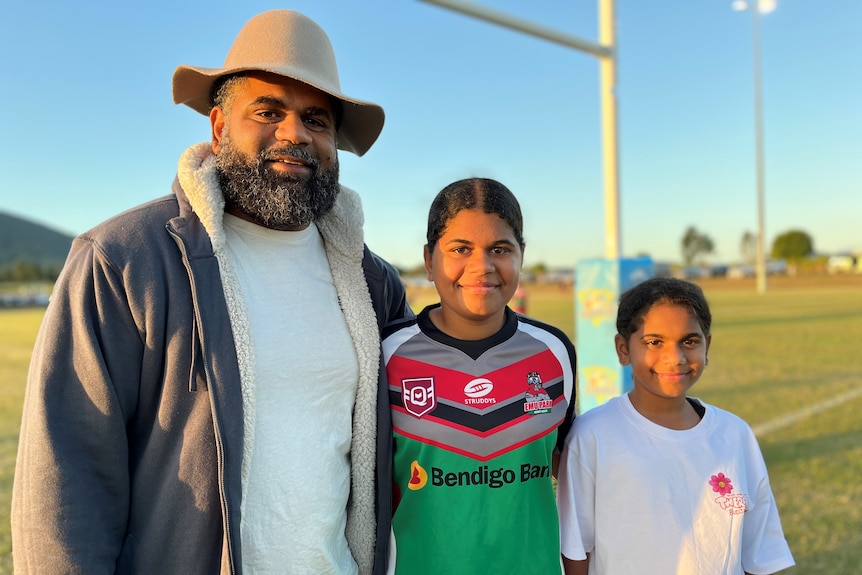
[0, 211, 74, 268]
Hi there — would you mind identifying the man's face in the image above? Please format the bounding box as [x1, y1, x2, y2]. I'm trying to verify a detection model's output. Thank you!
[210, 72, 340, 230]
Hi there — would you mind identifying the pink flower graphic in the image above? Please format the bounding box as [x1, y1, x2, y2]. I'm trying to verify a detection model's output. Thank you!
[709, 473, 734, 496]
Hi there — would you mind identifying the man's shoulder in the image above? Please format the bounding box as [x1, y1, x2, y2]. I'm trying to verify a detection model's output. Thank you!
[361, 245, 413, 326]
[81, 195, 180, 243]
[362, 247, 408, 291]
[72, 195, 192, 268]
[361, 246, 397, 275]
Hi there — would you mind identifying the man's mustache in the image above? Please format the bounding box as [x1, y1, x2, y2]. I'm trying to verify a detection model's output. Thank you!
[261, 145, 319, 170]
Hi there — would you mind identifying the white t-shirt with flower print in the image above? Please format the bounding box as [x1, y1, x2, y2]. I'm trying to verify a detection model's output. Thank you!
[557, 394, 795, 575]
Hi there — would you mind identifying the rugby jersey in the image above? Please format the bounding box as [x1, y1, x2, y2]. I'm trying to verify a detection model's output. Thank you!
[383, 305, 577, 574]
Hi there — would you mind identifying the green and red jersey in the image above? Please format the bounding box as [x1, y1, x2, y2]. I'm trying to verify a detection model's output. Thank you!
[382, 305, 577, 574]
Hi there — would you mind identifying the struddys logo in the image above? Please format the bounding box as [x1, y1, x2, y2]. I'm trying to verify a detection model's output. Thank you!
[709, 472, 749, 516]
[463, 377, 496, 406]
[402, 377, 436, 418]
[523, 371, 552, 414]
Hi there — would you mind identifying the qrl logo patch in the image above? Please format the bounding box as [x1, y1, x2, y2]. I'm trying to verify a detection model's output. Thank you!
[402, 377, 436, 418]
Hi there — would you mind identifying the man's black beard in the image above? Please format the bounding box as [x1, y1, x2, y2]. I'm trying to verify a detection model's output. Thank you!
[215, 139, 340, 230]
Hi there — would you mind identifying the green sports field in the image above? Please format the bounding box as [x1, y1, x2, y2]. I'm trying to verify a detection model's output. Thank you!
[2, 275, 861, 573]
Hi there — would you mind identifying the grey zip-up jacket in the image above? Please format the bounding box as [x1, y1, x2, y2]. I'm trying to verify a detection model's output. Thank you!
[12, 143, 411, 575]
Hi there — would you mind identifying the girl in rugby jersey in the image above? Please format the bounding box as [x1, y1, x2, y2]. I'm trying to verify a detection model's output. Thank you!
[382, 178, 577, 574]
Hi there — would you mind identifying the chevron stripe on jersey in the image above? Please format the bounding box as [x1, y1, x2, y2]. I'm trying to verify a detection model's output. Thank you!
[384, 310, 574, 461]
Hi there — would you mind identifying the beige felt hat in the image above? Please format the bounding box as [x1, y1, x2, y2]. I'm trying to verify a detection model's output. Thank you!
[172, 10, 384, 156]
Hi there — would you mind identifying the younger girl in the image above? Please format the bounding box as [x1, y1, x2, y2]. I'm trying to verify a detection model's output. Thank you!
[557, 277, 794, 574]
[383, 178, 577, 574]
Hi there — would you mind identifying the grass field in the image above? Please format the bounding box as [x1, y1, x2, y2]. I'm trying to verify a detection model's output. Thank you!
[0, 307, 40, 573]
[2, 275, 861, 573]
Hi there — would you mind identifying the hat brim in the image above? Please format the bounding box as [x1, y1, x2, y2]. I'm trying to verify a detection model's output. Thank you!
[172, 65, 385, 157]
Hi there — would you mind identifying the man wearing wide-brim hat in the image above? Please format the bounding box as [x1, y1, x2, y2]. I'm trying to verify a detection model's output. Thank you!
[12, 10, 411, 575]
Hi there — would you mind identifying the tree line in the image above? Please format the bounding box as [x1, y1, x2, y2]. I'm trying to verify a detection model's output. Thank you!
[681, 227, 814, 266]
[0, 261, 64, 282]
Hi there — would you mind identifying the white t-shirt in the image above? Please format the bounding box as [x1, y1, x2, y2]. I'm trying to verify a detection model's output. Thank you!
[557, 394, 795, 575]
[224, 215, 359, 575]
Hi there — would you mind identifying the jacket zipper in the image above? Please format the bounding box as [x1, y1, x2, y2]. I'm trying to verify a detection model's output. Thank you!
[167, 223, 237, 575]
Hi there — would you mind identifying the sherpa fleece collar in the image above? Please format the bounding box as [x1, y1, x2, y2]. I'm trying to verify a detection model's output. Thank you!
[176, 142, 380, 574]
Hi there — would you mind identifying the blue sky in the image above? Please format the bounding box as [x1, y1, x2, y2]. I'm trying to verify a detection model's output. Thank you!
[1, 0, 859, 269]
